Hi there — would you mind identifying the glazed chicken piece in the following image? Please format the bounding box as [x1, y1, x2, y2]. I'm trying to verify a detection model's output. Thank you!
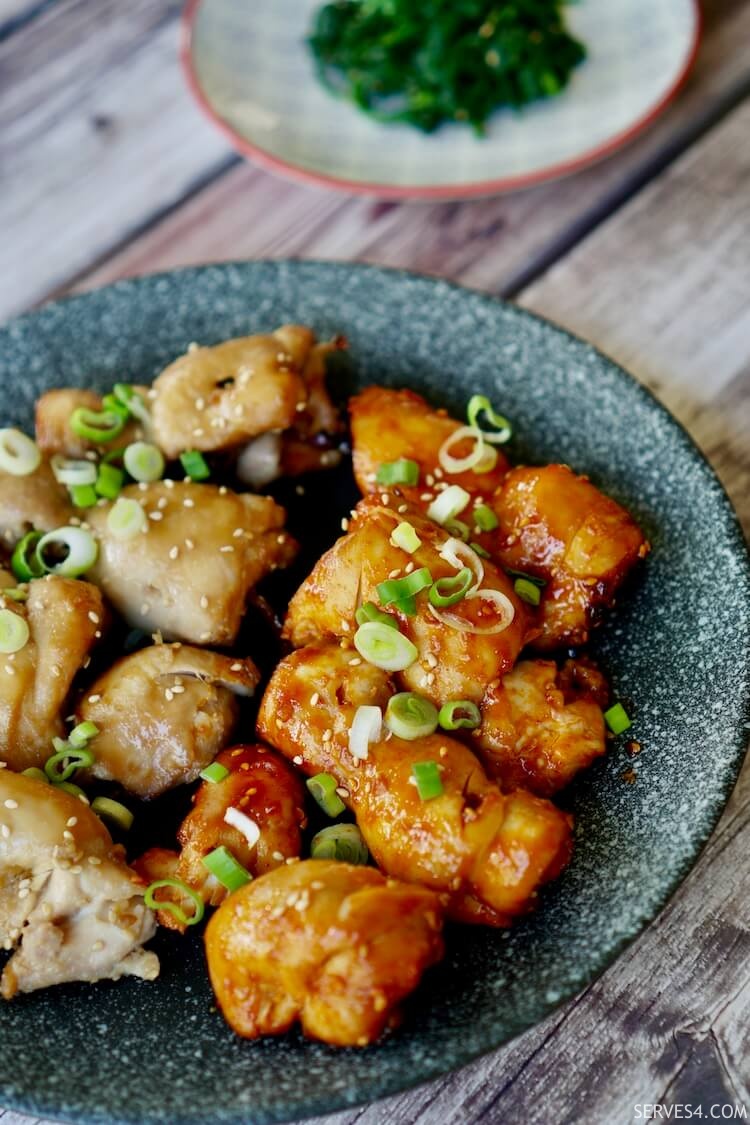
[258, 642, 573, 926]
[35, 387, 146, 458]
[205, 858, 444, 1047]
[350, 386, 509, 498]
[78, 644, 260, 799]
[0, 771, 158, 998]
[151, 326, 323, 459]
[134, 744, 306, 931]
[284, 495, 532, 706]
[0, 459, 72, 547]
[475, 659, 608, 796]
[489, 465, 649, 650]
[0, 574, 104, 772]
[87, 481, 297, 645]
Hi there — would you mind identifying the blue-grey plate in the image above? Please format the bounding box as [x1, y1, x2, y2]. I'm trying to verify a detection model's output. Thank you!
[1, 261, 748, 1125]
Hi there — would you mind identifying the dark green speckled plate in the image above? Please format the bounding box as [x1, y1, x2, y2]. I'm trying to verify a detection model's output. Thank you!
[1, 262, 748, 1125]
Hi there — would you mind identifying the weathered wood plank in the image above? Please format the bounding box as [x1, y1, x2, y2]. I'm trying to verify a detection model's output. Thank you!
[70, 0, 750, 307]
[0, 0, 233, 320]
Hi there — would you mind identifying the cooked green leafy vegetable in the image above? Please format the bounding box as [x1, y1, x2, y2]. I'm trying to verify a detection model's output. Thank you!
[308, 0, 586, 134]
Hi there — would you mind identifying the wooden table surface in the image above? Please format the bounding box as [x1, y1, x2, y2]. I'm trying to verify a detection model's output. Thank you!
[1, 1, 749, 1122]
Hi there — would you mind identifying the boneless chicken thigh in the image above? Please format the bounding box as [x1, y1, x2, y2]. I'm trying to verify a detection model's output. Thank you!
[0, 459, 72, 547]
[0, 771, 158, 999]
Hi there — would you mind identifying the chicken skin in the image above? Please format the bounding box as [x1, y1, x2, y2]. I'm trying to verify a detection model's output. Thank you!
[258, 642, 573, 926]
[205, 858, 444, 1047]
[0, 459, 73, 547]
[78, 644, 260, 799]
[0, 574, 105, 772]
[87, 481, 297, 645]
[0, 771, 158, 999]
[475, 659, 608, 796]
[35, 387, 146, 458]
[284, 495, 532, 706]
[350, 386, 509, 498]
[151, 326, 318, 460]
[489, 465, 648, 650]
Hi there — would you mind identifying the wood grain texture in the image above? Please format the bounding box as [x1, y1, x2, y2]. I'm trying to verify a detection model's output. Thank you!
[68, 0, 750, 307]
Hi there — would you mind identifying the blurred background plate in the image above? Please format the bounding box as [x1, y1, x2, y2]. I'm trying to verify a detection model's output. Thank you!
[182, 0, 701, 199]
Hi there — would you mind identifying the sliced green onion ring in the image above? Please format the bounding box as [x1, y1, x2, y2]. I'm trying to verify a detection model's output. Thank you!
[514, 577, 542, 606]
[604, 702, 632, 735]
[202, 845, 252, 892]
[412, 760, 444, 801]
[200, 761, 230, 784]
[437, 425, 488, 474]
[113, 383, 151, 427]
[354, 601, 398, 629]
[1, 585, 28, 602]
[439, 537, 484, 593]
[144, 879, 205, 926]
[428, 588, 515, 635]
[11, 531, 44, 582]
[70, 483, 98, 508]
[0, 608, 29, 653]
[21, 767, 49, 784]
[470, 541, 490, 559]
[375, 459, 419, 487]
[473, 443, 499, 474]
[427, 484, 471, 526]
[55, 780, 89, 803]
[68, 720, 99, 749]
[91, 796, 134, 831]
[44, 745, 95, 783]
[385, 693, 438, 740]
[348, 704, 382, 761]
[180, 449, 210, 481]
[354, 621, 419, 671]
[95, 462, 124, 500]
[429, 567, 473, 608]
[391, 595, 417, 617]
[0, 429, 41, 477]
[466, 394, 513, 444]
[307, 773, 346, 817]
[310, 823, 369, 864]
[390, 521, 421, 554]
[51, 455, 97, 487]
[473, 504, 498, 532]
[107, 496, 147, 540]
[70, 406, 126, 444]
[438, 700, 481, 730]
[444, 517, 470, 542]
[123, 441, 165, 483]
[376, 567, 432, 608]
[35, 527, 98, 577]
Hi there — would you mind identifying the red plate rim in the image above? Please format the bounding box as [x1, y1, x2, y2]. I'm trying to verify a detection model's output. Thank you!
[180, 0, 702, 201]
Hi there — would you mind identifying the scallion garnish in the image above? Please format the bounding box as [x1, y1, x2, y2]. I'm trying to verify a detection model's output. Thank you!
[376, 567, 432, 608]
[353, 621, 418, 672]
[514, 577, 542, 606]
[444, 518, 470, 542]
[95, 462, 124, 500]
[107, 496, 147, 540]
[354, 601, 398, 629]
[35, 526, 98, 578]
[202, 845, 252, 892]
[438, 700, 481, 731]
[604, 702, 632, 735]
[375, 459, 419, 487]
[310, 823, 369, 865]
[70, 406, 127, 444]
[349, 704, 382, 761]
[91, 796, 134, 831]
[307, 773, 346, 817]
[0, 429, 41, 477]
[427, 484, 471, 526]
[112, 383, 150, 426]
[385, 693, 438, 740]
[144, 879, 205, 927]
[55, 781, 89, 803]
[123, 441, 165, 483]
[200, 761, 230, 784]
[44, 744, 95, 783]
[412, 760, 444, 801]
[51, 456, 97, 487]
[69, 483, 98, 508]
[68, 720, 99, 749]
[473, 504, 498, 532]
[466, 395, 512, 444]
[21, 767, 49, 784]
[180, 449, 210, 481]
[390, 521, 421, 554]
[0, 608, 29, 654]
[11, 531, 44, 582]
[429, 567, 473, 608]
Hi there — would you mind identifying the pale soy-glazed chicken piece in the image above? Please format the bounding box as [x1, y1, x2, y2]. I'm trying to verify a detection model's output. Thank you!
[475, 658, 609, 796]
[35, 387, 147, 459]
[205, 858, 444, 1047]
[78, 644, 260, 799]
[258, 642, 573, 926]
[0, 572, 105, 772]
[0, 458, 72, 547]
[0, 771, 158, 999]
[87, 481, 297, 646]
[349, 386, 509, 498]
[283, 495, 532, 706]
[135, 743, 306, 931]
[489, 464, 649, 650]
[151, 326, 334, 460]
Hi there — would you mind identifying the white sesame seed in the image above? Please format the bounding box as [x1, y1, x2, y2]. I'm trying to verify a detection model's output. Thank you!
[292, 755, 303, 765]
[219, 545, 234, 553]
[322, 729, 332, 742]
[140, 604, 150, 615]
[232, 527, 244, 538]
[341, 518, 349, 531]
[66, 817, 78, 827]
[230, 662, 242, 671]
[157, 496, 168, 509]
[4, 665, 14, 676]
[380, 493, 390, 505]
[138, 481, 148, 492]
[192, 428, 204, 438]
[199, 631, 211, 642]
[168, 545, 179, 559]
[88, 694, 101, 704]
[199, 595, 209, 609]
[310, 692, 320, 706]
[0, 825, 9, 838]
[88, 611, 100, 624]
[348, 657, 362, 666]
[4, 800, 18, 810]
[397, 504, 408, 513]
[165, 689, 174, 702]
[183, 498, 195, 508]
[276, 534, 286, 545]
[195, 397, 205, 410]
[184, 538, 194, 550]
[148, 511, 163, 521]
[63, 830, 74, 840]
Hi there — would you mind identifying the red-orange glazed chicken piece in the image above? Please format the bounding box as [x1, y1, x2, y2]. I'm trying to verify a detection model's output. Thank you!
[284, 495, 533, 706]
[258, 642, 573, 926]
[475, 659, 608, 796]
[350, 386, 509, 498]
[489, 464, 649, 650]
[205, 858, 444, 1047]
